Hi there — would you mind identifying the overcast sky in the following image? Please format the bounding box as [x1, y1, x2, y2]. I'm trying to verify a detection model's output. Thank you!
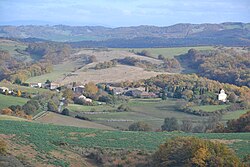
[0, 0, 249, 27]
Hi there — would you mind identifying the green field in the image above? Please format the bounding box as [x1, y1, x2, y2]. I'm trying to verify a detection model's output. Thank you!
[113, 46, 214, 59]
[0, 120, 249, 159]
[26, 60, 82, 83]
[222, 110, 249, 121]
[0, 94, 29, 110]
[0, 82, 52, 94]
[192, 104, 230, 112]
[69, 99, 204, 130]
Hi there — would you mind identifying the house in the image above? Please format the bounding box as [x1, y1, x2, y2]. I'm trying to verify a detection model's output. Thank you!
[140, 92, 157, 98]
[0, 87, 9, 93]
[110, 87, 125, 95]
[50, 82, 60, 90]
[125, 89, 143, 98]
[72, 85, 85, 94]
[218, 89, 227, 102]
[78, 95, 93, 103]
[30, 82, 42, 88]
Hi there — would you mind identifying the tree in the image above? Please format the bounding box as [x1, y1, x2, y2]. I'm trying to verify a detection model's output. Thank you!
[161, 117, 179, 131]
[62, 88, 74, 100]
[181, 119, 193, 132]
[1, 108, 12, 115]
[161, 90, 167, 100]
[47, 100, 58, 112]
[158, 54, 164, 60]
[225, 111, 250, 132]
[128, 121, 152, 131]
[85, 82, 98, 96]
[17, 90, 22, 97]
[228, 92, 237, 103]
[0, 140, 7, 155]
[152, 137, 243, 167]
[61, 108, 70, 116]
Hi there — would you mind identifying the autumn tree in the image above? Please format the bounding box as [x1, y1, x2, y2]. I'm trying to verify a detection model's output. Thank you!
[152, 137, 244, 167]
[62, 88, 74, 100]
[1, 108, 12, 115]
[17, 90, 21, 97]
[84, 82, 98, 96]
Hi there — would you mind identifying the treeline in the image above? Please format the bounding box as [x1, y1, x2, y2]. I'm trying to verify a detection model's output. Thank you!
[0, 41, 73, 83]
[94, 60, 117, 70]
[68, 37, 250, 48]
[179, 48, 250, 87]
[117, 57, 158, 70]
[25, 42, 72, 64]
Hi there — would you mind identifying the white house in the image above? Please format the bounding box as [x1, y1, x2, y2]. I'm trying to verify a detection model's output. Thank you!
[0, 87, 9, 93]
[218, 89, 227, 102]
[30, 82, 42, 88]
[78, 95, 93, 103]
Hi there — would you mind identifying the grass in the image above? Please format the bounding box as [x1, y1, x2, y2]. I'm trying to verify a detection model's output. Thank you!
[113, 46, 214, 59]
[26, 60, 82, 83]
[69, 99, 204, 130]
[192, 105, 230, 112]
[68, 103, 116, 112]
[0, 115, 26, 121]
[0, 94, 29, 110]
[222, 110, 249, 121]
[0, 82, 52, 94]
[0, 120, 249, 159]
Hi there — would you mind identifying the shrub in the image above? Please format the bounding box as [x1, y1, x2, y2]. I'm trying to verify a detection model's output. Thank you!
[0, 140, 7, 155]
[128, 121, 152, 131]
[152, 136, 244, 167]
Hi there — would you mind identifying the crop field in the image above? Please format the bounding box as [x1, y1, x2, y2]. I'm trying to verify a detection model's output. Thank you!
[0, 120, 249, 163]
[192, 104, 230, 112]
[0, 94, 28, 110]
[113, 46, 214, 59]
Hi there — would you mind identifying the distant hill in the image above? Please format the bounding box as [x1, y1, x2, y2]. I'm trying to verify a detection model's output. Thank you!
[0, 22, 250, 47]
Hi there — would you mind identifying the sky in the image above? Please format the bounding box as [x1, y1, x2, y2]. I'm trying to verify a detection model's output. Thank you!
[0, 0, 249, 27]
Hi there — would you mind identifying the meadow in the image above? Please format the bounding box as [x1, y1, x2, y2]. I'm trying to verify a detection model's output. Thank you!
[113, 46, 214, 59]
[0, 94, 28, 110]
[69, 99, 206, 130]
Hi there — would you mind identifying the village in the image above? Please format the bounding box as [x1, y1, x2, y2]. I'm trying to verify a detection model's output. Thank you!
[0, 79, 229, 109]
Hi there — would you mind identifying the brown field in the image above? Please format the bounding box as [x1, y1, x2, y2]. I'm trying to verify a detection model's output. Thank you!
[53, 49, 169, 84]
[36, 112, 115, 130]
[59, 64, 169, 84]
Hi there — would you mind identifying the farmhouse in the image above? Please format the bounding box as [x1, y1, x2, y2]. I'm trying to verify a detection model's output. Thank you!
[0, 87, 10, 93]
[218, 89, 227, 102]
[109, 87, 125, 95]
[50, 82, 60, 90]
[30, 82, 42, 88]
[78, 95, 93, 103]
[140, 92, 157, 98]
[72, 85, 85, 94]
